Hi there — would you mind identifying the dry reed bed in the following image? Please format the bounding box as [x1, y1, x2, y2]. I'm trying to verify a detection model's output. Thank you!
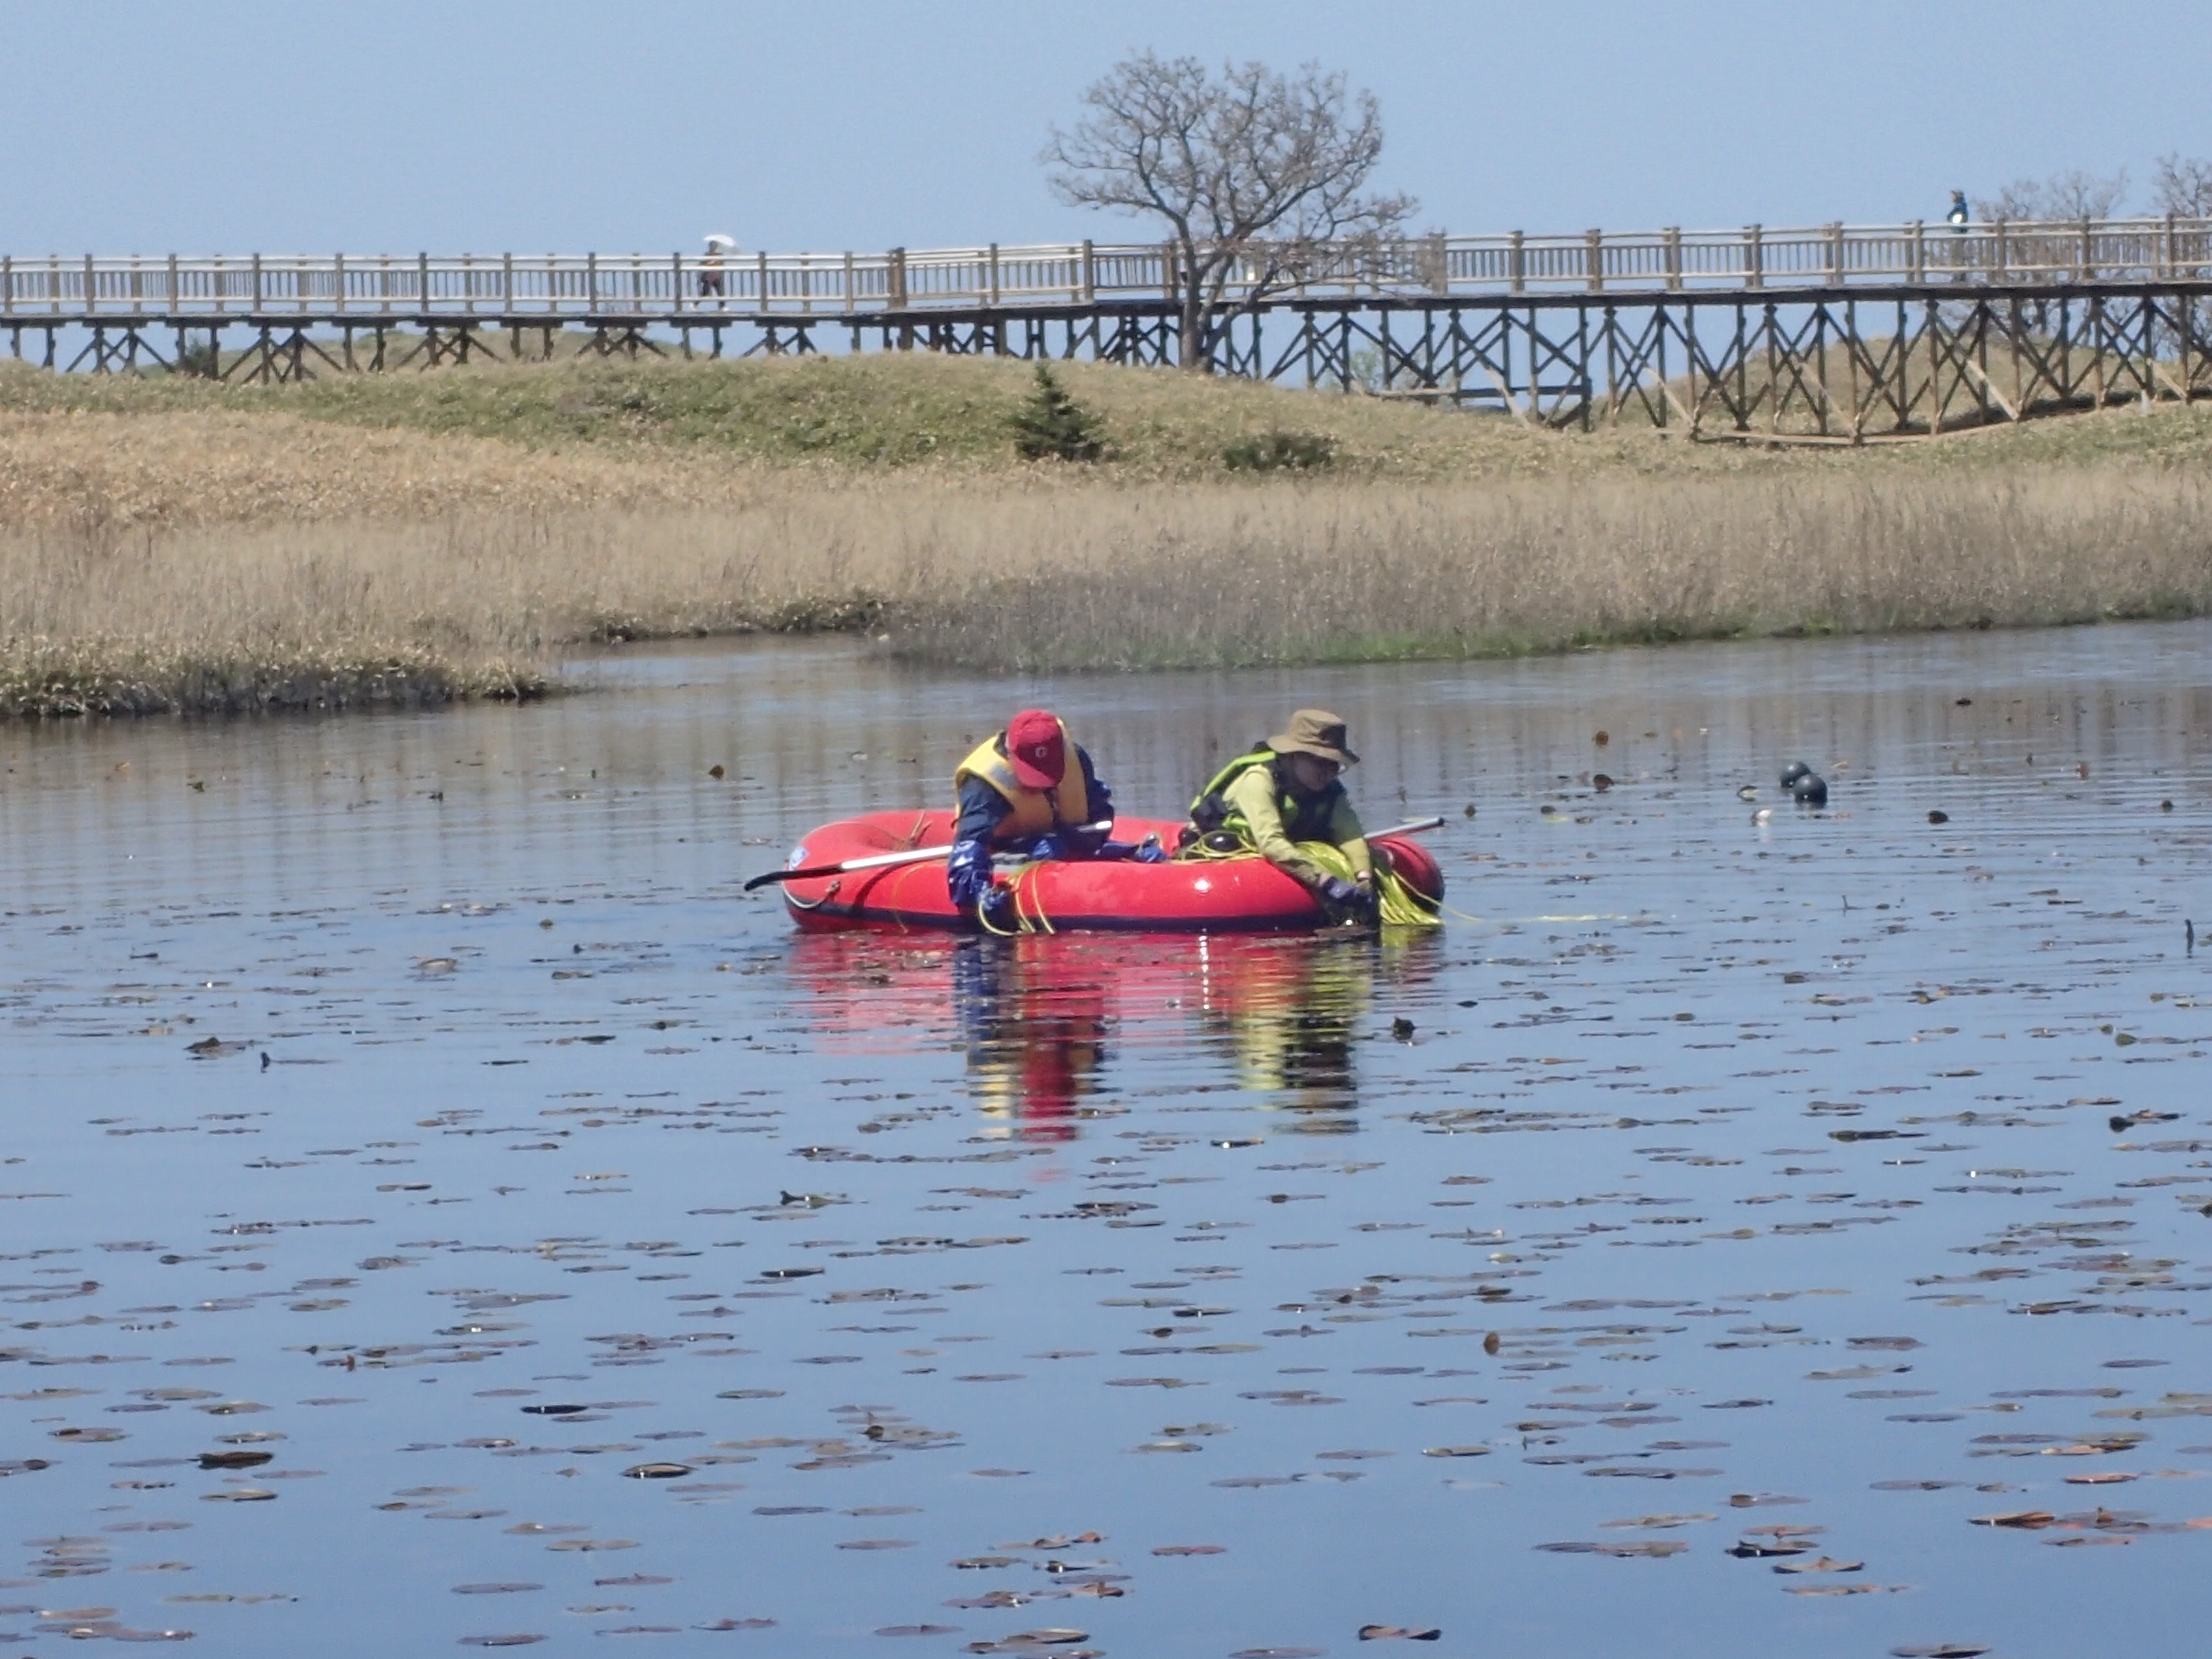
[891, 470, 2212, 668]
[3, 468, 2208, 715]
[0, 500, 895, 715]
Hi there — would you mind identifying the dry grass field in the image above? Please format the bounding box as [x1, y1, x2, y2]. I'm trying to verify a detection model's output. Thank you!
[3, 352, 2210, 713]
[895, 470, 2212, 669]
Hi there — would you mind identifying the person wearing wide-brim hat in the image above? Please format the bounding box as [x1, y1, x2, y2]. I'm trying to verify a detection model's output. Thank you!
[1189, 709, 1374, 916]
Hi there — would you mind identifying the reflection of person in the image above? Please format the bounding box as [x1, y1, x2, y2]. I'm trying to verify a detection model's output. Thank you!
[699, 234, 733, 299]
[1191, 709, 1374, 920]
[1198, 934, 1372, 1124]
[946, 709, 1114, 931]
[953, 937, 1105, 1141]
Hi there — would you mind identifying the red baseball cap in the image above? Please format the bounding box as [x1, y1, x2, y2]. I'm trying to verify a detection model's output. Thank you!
[1005, 709, 1067, 789]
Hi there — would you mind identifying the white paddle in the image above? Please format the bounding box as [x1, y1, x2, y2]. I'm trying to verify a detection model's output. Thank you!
[744, 823, 1114, 892]
[1372, 816, 1445, 837]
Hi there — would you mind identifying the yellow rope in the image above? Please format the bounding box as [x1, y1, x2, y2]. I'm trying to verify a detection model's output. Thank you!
[975, 859, 1057, 936]
[1296, 840, 1442, 928]
[1013, 863, 1056, 935]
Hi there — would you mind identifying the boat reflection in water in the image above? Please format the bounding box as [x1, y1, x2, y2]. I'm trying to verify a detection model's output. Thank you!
[790, 928, 1441, 1140]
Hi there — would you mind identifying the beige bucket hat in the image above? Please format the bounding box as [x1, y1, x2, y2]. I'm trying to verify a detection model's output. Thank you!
[1269, 709, 1359, 767]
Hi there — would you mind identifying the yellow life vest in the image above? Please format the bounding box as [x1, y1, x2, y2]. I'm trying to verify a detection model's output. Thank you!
[1190, 747, 1347, 844]
[955, 724, 1089, 842]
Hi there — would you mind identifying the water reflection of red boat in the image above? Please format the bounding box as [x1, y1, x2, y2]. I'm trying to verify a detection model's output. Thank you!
[789, 929, 1441, 1141]
[777, 812, 1442, 933]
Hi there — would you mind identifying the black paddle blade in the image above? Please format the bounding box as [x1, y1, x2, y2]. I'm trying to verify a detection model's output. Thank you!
[742, 868, 806, 892]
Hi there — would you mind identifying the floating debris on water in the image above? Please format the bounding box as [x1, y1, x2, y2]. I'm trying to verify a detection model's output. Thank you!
[4, 627, 2209, 1655]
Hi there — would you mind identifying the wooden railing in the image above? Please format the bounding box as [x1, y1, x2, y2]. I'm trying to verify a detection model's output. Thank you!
[7, 219, 2212, 321]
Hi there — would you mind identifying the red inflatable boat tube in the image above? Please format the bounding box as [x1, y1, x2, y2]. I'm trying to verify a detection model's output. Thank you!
[774, 812, 1443, 934]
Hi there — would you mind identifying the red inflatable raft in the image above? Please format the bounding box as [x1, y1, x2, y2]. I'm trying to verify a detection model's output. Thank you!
[774, 812, 1443, 934]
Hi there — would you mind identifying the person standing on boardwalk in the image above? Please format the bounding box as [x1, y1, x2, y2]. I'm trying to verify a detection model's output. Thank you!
[1190, 709, 1374, 920]
[946, 709, 1116, 930]
[698, 234, 734, 299]
[1947, 190, 1969, 230]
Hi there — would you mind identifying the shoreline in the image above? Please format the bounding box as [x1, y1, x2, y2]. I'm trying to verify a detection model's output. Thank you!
[9, 601, 2202, 720]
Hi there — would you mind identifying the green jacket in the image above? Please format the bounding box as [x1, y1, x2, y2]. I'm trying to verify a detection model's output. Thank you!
[1191, 749, 1371, 889]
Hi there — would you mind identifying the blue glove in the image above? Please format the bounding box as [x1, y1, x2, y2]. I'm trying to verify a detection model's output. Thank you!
[946, 836, 996, 908]
[979, 883, 1018, 931]
[1098, 835, 1170, 864]
[1029, 835, 1069, 863]
[1320, 876, 1362, 906]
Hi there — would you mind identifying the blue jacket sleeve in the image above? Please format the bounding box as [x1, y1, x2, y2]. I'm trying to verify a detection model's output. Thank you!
[1069, 748, 1112, 854]
[948, 778, 1012, 907]
[953, 776, 1013, 846]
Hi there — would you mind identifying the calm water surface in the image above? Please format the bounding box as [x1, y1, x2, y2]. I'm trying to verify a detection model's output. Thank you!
[6, 625, 2212, 1658]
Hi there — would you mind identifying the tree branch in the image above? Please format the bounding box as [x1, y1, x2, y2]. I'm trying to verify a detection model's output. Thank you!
[1042, 53, 1416, 369]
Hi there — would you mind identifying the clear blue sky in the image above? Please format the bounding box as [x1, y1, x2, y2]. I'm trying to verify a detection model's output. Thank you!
[3, 0, 2205, 255]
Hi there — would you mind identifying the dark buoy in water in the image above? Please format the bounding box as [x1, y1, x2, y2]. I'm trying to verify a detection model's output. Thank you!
[1780, 760, 1812, 789]
[1790, 772, 1828, 807]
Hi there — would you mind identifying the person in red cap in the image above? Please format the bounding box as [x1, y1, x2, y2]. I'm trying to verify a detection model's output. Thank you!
[947, 710, 1116, 928]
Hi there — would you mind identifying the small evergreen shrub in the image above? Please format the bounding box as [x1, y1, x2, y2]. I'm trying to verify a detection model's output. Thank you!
[1009, 364, 1105, 462]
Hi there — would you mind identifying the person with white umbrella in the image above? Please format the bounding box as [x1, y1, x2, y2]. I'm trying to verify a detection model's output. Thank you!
[699, 234, 735, 299]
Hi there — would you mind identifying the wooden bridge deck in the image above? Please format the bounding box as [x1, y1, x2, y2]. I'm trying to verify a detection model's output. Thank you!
[8, 218, 2212, 325]
[10, 218, 2212, 440]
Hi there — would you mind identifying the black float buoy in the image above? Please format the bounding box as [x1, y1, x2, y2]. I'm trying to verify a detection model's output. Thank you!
[1790, 772, 1828, 807]
[1780, 760, 1812, 788]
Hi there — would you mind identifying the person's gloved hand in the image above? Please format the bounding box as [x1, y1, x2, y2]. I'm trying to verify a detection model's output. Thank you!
[1320, 876, 1363, 907]
[1132, 836, 1168, 865]
[979, 883, 1018, 931]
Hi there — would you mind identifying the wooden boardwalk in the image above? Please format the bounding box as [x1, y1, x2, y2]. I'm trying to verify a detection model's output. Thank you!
[10, 217, 2212, 438]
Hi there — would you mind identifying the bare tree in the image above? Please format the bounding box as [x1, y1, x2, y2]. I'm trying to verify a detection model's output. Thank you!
[1044, 53, 1416, 371]
[2153, 152, 2212, 216]
[1974, 180, 2045, 222]
[2049, 167, 2130, 220]
[2152, 156, 2212, 356]
[1974, 167, 2130, 223]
